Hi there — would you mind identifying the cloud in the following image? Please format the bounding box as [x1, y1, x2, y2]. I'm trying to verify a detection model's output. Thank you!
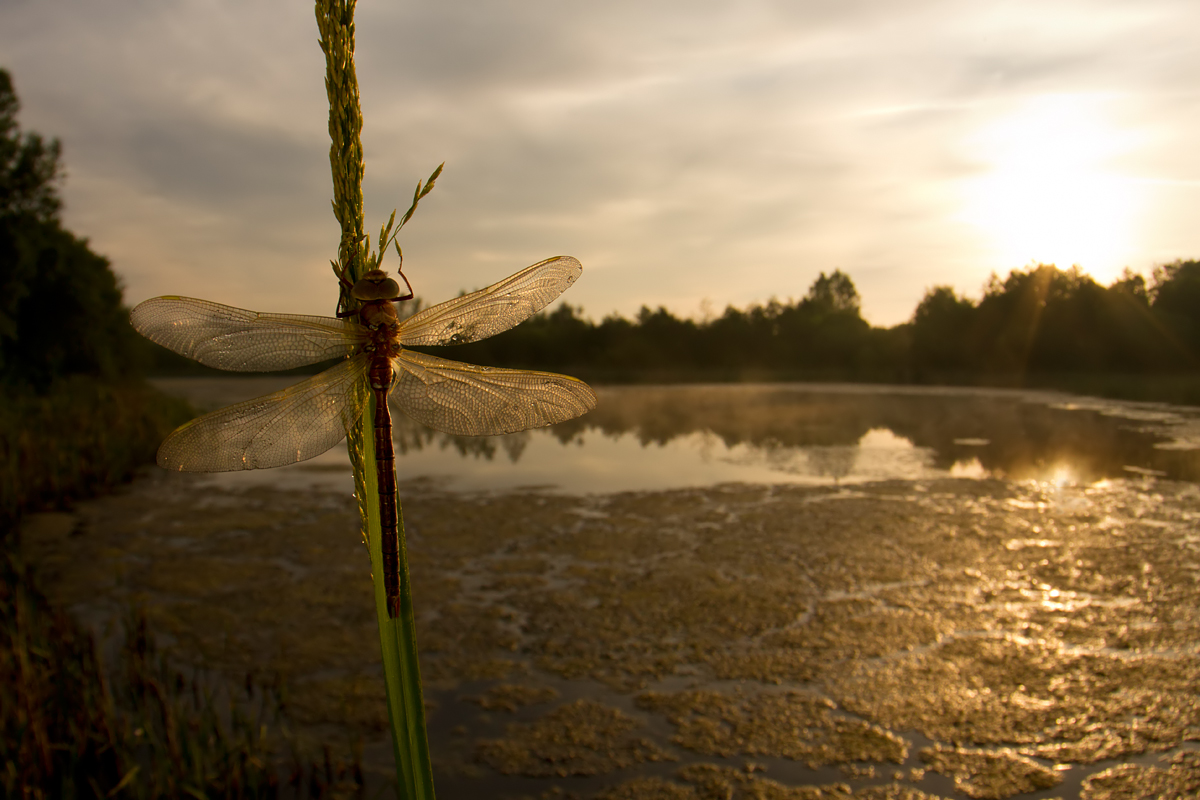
[2, 0, 1198, 325]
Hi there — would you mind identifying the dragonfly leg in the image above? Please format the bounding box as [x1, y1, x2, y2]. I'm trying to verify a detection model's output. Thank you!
[334, 264, 356, 318]
[394, 268, 414, 303]
[390, 249, 415, 303]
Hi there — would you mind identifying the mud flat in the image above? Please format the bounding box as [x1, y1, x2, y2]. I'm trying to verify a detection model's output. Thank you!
[21, 470, 1200, 799]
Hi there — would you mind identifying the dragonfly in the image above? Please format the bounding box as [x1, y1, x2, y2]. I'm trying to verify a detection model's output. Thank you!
[130, 256, 597, 616]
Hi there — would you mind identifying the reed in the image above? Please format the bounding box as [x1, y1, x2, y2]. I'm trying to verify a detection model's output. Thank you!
[316, 1, 436, 795]
[1, 547, 368, 798]
[0, 378, 192, 529]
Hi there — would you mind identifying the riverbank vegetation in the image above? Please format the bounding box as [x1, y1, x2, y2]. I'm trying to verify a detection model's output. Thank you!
[1, 550, 292, 798]
[0, 379, 189, 528]
[0, 69, 190, 527]
[2, 68, 366, 797]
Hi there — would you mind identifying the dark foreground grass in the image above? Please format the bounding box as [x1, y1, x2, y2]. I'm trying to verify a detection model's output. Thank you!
[1, 548, 367, 798]
[0, 377, 193, 528]
[1, 549, 121, 795]
[2, 378, 369, 797]
[1, 548, 277, 798]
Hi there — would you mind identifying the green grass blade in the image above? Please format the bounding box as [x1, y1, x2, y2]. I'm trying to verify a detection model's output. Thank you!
[348, 394, 435, 798]
[319, 1, 435, 792]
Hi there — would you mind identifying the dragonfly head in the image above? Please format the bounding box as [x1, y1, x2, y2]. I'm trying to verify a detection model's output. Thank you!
[351, 268, 405, 302]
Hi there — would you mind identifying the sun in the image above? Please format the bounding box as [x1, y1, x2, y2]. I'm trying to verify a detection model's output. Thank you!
[961, 95, 1144, 280]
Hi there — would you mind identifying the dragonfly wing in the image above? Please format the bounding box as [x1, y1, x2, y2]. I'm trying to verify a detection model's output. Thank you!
[131, 296, 365, 371]
[158, 356, 370, 471]
[392, 350, 596, 435]
[397, 256, 582, 346]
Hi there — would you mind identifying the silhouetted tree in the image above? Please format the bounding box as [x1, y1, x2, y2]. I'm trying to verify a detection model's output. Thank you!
[803, 270, 860, 315]
[0, 70, 61, 220]
[906, 263, 1190, 379]
[786, 270, 871, 370]
[0, 68, 142, 390]
[1093, 269, 1171, 371]
[911, 286, 976, 374]
[1151, 259, 1200, 367]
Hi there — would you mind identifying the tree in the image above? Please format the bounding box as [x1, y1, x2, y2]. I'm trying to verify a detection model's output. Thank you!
[0, 69, 142, 390]
[1151, 260, 1200, 366]
[0, 69, 62, 220]
[910, 286, 976, 373]
[803, 270, 860, 315]
[787, 270, 870, 370]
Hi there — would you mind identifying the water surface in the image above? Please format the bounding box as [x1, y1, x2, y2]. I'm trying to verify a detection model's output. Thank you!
[152, 379, 1200, 493]
[25, 379, 1200, 798]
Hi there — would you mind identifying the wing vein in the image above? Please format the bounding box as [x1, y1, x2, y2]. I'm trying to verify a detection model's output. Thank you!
[391, 350, 596, 436]
[131, 297, 365, 372]
[398, 256, 582, 346]
[157, 356, 371, 471]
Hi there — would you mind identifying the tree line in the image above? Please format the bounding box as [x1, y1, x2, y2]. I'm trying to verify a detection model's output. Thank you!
[909, 262, 1200, 378]
[419, 261, 1200, 384]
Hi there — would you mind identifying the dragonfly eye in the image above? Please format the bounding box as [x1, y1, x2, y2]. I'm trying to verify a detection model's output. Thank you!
[351, 268, 403, 302]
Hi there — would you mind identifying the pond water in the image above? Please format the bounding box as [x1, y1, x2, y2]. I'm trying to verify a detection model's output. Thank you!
[152, 378, 1200, 493]
[28, 378, 1200, 798]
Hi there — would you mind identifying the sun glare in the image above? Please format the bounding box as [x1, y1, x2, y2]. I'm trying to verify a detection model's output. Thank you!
[962, 95, 1144, 280]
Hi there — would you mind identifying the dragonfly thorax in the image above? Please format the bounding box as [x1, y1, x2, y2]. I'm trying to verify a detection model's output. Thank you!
[350, 268, 405, 355]
[357, 298, 404, 360]
[351, 268, 404, 302]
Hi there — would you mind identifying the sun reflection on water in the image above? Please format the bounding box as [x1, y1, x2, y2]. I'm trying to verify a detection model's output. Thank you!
[1051, 465, 1075, 487]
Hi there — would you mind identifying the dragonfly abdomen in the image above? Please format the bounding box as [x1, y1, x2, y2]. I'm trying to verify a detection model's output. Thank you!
[369, 355, 403, 619]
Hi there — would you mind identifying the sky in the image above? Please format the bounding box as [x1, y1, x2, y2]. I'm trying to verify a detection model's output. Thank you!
[2, 0, 1198, 327]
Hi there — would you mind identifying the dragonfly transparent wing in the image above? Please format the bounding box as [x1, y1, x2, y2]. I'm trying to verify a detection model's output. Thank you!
[158, 356, 371, 471]
[397, 256, 582, 346]
[392, 350, 597, 435]
[131, 296, 365, 371]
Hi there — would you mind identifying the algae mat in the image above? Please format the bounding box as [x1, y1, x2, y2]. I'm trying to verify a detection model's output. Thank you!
[20, 470, 1200, 799]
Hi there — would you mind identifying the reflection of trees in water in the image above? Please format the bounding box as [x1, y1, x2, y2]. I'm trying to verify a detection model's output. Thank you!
[390, 416, 439, 456]
[560, 386, 1200, 483]
[501, 433, 529, 463]
[718, 437, 858, 481]
[557, 385, 876, 449]
[874, 396, 1199, 483]
[391, 385, 1200, 483]
[388, 405, 536, 462]
[804, 447, 857, 481]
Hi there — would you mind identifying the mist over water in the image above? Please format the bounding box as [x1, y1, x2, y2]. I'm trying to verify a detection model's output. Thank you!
[153, 379, 1200, 494]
